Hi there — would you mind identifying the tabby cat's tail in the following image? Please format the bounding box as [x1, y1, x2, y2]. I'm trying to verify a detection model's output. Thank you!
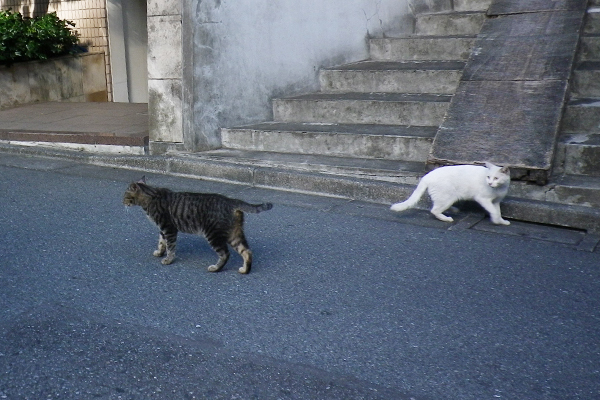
[390, 179, 428, 212]
[236, 202, 274, 214]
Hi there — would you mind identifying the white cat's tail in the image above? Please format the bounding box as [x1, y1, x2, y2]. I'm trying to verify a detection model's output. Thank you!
[390, 179, 428, 212]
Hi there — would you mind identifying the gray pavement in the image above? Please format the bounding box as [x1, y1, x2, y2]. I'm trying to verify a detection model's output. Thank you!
[0, 102, 148, 146]
[0, 152, 599, 399]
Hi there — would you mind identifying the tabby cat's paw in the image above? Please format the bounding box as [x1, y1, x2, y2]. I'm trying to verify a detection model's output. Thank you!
[207, 265, 222, 272]
[238, 266, 250, 274]
[153, 250, 164, 257]
[161, 257, 174, 265]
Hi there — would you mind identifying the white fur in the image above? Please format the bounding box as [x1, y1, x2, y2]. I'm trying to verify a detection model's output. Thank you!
[390, 162, 511, 225]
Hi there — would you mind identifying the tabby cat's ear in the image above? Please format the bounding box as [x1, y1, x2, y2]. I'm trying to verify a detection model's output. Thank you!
[138, 176, 146, 184]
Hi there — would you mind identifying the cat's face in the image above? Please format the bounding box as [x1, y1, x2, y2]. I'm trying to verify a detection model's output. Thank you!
[123, 183, 144, 206]
[485, 165, 510, 188]
[123, 177, 150, 207]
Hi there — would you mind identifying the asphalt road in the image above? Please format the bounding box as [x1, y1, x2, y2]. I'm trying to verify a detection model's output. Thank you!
[0, 153, 598, 400]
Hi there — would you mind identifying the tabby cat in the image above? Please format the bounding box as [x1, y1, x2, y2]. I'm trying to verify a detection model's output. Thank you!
[390, 162, 511, 225]
[123, 177, 273, 274]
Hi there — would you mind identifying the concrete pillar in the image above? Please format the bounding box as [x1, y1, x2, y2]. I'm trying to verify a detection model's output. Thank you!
[147, 0, 184, 154]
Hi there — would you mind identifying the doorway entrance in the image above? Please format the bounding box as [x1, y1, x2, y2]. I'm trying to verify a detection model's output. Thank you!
[107, 0, 148, 103]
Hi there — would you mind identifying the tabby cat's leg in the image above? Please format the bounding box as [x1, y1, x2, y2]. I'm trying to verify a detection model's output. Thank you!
[230, 211, 252, 274]
[230, 234, 252, 274]
[206, 235, 230, 272]
[153, 233, 166, 257]
[160, 230, 178, 265]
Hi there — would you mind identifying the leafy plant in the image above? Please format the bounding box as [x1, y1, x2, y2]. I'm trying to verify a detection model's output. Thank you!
[0, 10, 79, 66]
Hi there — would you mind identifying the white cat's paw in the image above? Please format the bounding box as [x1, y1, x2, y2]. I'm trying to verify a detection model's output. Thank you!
[390, 203, 406, 212]
[434, 214, 454, 222]
[494, 219, 511, 226]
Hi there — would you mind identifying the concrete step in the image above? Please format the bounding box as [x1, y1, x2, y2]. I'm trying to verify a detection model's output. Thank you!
[167, 150, 600, 233]
[571, 61, 600, 98]
[454, 0, 492, 12]
[319, 60, 465, 94]
[561, 97, 600, 133]
[411, 0, 491, 13]
[272, 92, 452, 126]
[221, 122, 437, 161]
[175, 149, 424, 203]
[556, 133, 600, 176]
[550, 174, 600, 208]
[578, 34, 600, 62]
[415, 11, 487, 36]
[369, 35, 476, 62]
[585, 6, 600, 35]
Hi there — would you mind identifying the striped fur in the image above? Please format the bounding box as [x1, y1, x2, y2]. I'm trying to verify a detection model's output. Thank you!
[123, 177, 272, 274]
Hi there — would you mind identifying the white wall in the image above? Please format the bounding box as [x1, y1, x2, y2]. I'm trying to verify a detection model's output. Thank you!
[107, 0, 147, 103]
[184, 0, 413, 151]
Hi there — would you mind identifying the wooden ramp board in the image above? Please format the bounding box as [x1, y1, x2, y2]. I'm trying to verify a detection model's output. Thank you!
[488, 0, 588, 15]
[428, 3, 586, 184]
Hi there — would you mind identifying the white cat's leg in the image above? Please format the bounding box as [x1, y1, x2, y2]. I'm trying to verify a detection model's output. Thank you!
[430, 200, 455, 222]
[478, 199, 510, 225]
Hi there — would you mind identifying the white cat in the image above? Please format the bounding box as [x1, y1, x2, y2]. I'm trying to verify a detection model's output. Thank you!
[391, 162, 511, 225]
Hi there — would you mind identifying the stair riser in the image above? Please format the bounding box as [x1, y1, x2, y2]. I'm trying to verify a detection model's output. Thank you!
[319, 69, 461, 94]
[168, 157, 414, 203]
[254, 170, 413, 204]
[561, 103, 600, 132]
[571, 69, 600, 98]
[578, 36, 600, 62]
[416, 13, 486, 36]
[273, 99, 449, 126]
[558, 143, 600, 176]
[585, 11, 600, 35]
[454, 0, 492, 12]
[370, 37, 475, 61]
[222, 129, 433, 162]
[410, 0, 491, 13]
[548, 185, 600, 208]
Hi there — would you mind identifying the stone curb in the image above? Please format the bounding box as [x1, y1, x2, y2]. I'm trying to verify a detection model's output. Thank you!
[1, 142, 599, 233]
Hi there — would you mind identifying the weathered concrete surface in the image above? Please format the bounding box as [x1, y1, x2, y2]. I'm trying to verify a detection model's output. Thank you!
[273, 93, 452, 126]
[429, 2, 586, 183]
[0, 53, 107, 110]
[431, 80, 568, 182]
[319, 61, 465, 94]
[487, 0, 587, 15]
[370, 36, 477, 61]
[0, 102, 148, 149]
[222, 122, 437, 161]
[176, 0, 414, 153]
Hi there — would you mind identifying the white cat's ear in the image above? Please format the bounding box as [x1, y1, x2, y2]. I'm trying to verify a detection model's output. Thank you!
[484, 162, 497, 169]
[500, 166, 510, 174]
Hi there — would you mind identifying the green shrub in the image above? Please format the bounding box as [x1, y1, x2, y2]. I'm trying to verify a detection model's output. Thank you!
[0, 10, 79, 66]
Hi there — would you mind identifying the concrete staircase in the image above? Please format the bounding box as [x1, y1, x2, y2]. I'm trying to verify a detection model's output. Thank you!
[179, 0, 600, 232]
[185, 1, 490, 203]
[546, 2, 600, 215]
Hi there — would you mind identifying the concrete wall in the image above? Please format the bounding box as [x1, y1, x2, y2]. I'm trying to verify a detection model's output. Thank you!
[148, 0, 413, 153]
[107, 0, 148, 103]
[0, 53, 107, 110]
[1, 0, 114, 100]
